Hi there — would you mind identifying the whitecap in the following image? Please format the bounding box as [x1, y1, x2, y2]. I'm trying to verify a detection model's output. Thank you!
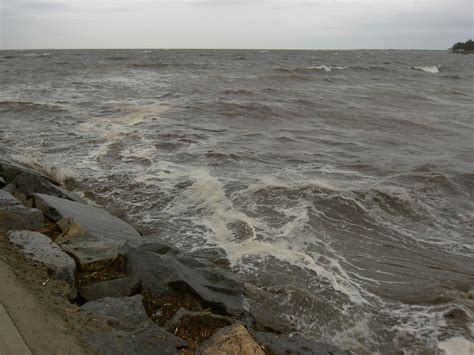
[307, 66, 348, 72]
[10, 152, 77, 186]
[438, 336, 473, 355]
[413, 66, 440, 74]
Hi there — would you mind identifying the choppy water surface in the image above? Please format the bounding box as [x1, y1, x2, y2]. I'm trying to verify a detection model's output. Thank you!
[0, 49, 473, 353]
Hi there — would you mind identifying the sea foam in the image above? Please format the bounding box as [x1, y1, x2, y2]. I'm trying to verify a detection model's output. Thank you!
[413, 66, 440, 73]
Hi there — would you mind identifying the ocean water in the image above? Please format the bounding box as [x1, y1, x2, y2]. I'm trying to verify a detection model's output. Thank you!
[0, 49, 473, 353]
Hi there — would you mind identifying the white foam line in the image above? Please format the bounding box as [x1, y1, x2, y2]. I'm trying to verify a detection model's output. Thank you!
[167, 170, 371, 305]
[438, 337, 474, 355]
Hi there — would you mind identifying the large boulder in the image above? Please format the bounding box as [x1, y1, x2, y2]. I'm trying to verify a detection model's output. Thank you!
[32, 194, 141, 270]
[32, 193, 140, 242]
[252, 332, 349, 355]
[79, 277, 141, 302]
[163, 308, 234, 333]
[86, 326, 185, 355]
[59, 234, 122, 270]
[81, 295, 187, 354]
[0, 158, 40, 184]
[122, 243, 246, 317]
[81, 295, 149, 330]
[7, 230, 76, 287]
[196, 324, 265, 355]
[0, 190, 44, 231]
[4, 172, 83, 203]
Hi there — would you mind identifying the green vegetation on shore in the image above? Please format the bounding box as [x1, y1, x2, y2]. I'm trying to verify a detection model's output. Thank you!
[451, 39, 474, 53]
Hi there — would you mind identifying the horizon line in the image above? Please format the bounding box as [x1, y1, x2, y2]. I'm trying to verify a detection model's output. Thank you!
[0, 47, 449, 51]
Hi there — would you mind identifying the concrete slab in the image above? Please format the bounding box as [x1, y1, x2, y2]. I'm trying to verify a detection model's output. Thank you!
[0, 303, 32, 355]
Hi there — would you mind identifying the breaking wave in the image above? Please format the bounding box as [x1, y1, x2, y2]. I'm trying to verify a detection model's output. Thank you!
[413, 65, 440, 73]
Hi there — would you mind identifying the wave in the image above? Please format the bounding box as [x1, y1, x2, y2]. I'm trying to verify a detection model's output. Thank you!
[306, 66, 348, 72]
[22, 53, 50, 57]
[128, 62, 206, 70]
[78, 103, 168, 166]
[6, 153, 77, 187]
[441, 74, 463, 80]
[438, 336, 473, 355]
[187, 100, 283, 119]
[395, 165, 462, 195]
[0, 100, 66, 113]
[273, 65, 348, 73]
[269, 73, 312, 81]
[219, 89, 255, 96]
[129, 63, 170, 69]
[352, 65, 390, 72]
[105, 56, 131, 61]
[413, 66, 440, 73]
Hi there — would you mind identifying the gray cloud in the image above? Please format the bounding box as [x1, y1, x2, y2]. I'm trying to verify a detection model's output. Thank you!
[0, 0, 472, 49]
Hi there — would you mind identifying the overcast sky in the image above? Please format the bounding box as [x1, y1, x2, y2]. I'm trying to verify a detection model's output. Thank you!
[0, 0, 472, 49]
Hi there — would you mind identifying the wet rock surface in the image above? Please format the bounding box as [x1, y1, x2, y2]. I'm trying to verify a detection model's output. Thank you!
[164, 308, 234, 333]
[252, 331, 350, 355]
[79, 276, 141, 302]
[80, 295, 151, 330]
[33, 193, 141, 242]
[196, 323, 265, 355]
[123, 242, 246, 316]
[59, 234, 122, 270]
[162, 307, 235, 350]
[0, 190, 44, 231]
[86, 326, 185, 355]
[4, 172, 83, 203]
[81, 295, 187, 354]
[7, 230, 76, 286]
[0, 158, 43, 184]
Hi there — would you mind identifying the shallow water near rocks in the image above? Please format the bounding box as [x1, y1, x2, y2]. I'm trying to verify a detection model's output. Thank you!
[0, 49, 473, 353]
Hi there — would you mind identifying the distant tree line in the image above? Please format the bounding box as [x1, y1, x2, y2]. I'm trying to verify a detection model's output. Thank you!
[451, 39, 474, 53]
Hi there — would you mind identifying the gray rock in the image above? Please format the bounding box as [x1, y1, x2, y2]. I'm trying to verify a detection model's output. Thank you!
[4, 172, 84, 203]
[82, 295, 187, 354]
[245, 284, 298, 334]
[0, 190, 44, 231]
[0, 158, 41, 184]
[80, 277, 141, 301]
[252, 332, 349, 355]
[122, 243, 246, 316]
[33, 193, 140, 242]
[11, 192, 32, 208]
[81, 295, 149, 330]
[196, 324, 265, 355]
[164, 308, 234, 333]
[86, 326, 185, 355]
[226, 219, 255, 242]
[7, 230, 76, 286]
[0, 190, 21, 207]
[59, 234, 122, 270]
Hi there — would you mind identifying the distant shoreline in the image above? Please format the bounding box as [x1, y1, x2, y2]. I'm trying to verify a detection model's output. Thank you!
[0, 47, 449, 51]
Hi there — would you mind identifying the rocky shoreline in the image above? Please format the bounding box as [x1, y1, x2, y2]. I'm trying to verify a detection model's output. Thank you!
[0, 156, 348, 354]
